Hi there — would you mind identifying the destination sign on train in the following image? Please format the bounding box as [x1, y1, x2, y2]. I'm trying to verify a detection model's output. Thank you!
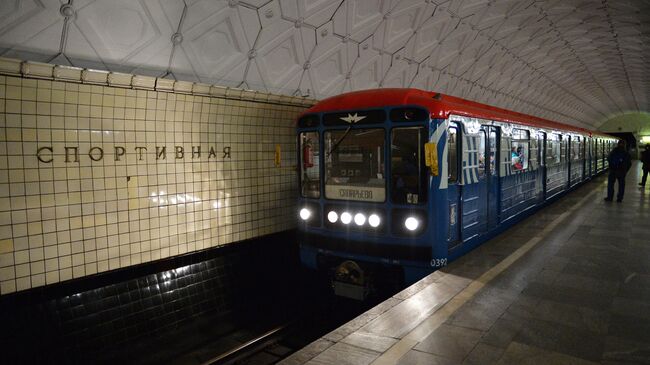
[325, 186, 385, 202]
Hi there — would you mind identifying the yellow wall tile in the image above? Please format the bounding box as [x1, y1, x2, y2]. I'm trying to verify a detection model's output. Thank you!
[0, 239, 13, 254]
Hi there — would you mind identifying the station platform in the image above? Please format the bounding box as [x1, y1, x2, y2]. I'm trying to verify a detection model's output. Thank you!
[281, 162, 650, 365]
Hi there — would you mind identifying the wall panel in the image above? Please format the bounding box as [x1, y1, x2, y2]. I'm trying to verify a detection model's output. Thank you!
[0, 74, 307, 295]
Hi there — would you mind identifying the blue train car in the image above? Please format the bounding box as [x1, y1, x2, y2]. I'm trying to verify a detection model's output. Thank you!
[296, 88, 616, 299]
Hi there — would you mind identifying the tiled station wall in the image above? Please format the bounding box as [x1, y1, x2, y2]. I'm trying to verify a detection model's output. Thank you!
[0, 74, 307, 295]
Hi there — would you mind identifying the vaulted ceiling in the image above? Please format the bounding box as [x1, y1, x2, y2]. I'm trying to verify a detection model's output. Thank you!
[1, 0, 649, 129]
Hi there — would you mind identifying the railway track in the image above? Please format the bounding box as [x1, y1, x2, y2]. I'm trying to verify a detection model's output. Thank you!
[200, 294, 386, 365]
[202, 321, 296, 365]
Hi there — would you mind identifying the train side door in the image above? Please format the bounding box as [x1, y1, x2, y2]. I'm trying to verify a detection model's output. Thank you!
[582, 138, 586, 180]
[587, 139, 592, 176]
[482, 126, 500, 231]
[591, 139, 595, 175]
[564, 136, 575, 189]
[564, 136, 570, 189]
[540, 132, 547, 200]
[446, 123, 461, 247]
[458, 129, 483, 242]
[593, 139, 600, 175]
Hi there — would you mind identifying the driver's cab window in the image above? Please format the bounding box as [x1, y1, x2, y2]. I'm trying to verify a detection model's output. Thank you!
[300, 131, 320, 198]
[391, 127, 425, 204]
[324, 129, 385, 202]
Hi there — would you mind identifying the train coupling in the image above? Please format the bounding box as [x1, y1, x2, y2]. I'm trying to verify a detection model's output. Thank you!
[332, 260, 369, 300]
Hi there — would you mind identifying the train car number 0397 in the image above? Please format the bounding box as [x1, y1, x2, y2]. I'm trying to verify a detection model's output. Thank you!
[430, 258, 448, 267]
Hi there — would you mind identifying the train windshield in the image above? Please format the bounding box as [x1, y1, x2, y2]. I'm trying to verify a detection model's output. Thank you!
[324, 129, 385, 202]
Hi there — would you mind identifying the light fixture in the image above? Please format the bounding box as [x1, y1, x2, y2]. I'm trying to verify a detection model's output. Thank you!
[299, 208, 311, 220]
[340, 212, 352, 224]
[327, 211, 338, 223]
[368, 214, 380, 227]
[404, 217, 419, 231]
[354, 213, 366, 226]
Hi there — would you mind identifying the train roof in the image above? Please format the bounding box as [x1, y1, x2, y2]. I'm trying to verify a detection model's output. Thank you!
[303, 88, 613, 139]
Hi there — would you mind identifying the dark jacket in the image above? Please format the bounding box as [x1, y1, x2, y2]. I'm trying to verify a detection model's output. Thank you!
[642, 149, 650, 170]
[608, 147, 632, 177]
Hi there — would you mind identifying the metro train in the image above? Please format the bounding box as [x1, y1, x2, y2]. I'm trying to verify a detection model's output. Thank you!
[295, 88, 617, 299]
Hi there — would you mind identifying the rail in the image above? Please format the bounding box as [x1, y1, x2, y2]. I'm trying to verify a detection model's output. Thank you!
[201, 322, 293, 365]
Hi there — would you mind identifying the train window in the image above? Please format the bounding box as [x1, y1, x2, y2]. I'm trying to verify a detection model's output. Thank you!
[448, 125, 459, 182]
[511, 129, 529, 171]
[601, 141, 605, 160]
[596, 139, 603, 159]
[300, 132, 320, 198]
[560, 137, 567, 163]
[572, 137, 581, 161]
[324, 128, 385, 202]
[391, 127, 426, 204]
[546, 135, 561, 165]
[478, 130, 486, 178]
[580, 138, 584, 159]
[537, 136, 543, 164]
[529, 136, 539, 169]
[489, 130, 497, 175]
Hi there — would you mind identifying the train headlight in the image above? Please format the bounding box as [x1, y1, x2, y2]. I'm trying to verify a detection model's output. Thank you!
[404, 217, 419, 231]
[391, 209, 425, 236]
[299, 208, 311, 221]
[340, 212, 352, 225]
[368, 214, 381, 227]
[327, 211, 338, 223]
[354, 213, 366, 226]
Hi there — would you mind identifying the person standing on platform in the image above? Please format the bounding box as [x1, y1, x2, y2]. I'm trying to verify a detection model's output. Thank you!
[639, 144, 650, 187]
[605, 140, 632, 202]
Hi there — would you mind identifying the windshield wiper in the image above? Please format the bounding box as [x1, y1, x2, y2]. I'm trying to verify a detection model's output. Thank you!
[327, 126, 353, 157]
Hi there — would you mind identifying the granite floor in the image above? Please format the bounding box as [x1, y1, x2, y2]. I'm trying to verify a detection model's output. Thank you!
[281, 162, 650, 365]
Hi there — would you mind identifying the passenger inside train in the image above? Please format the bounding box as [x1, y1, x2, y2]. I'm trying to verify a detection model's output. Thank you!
[511, 129, 530, 171]
[511, 147, 523, 170]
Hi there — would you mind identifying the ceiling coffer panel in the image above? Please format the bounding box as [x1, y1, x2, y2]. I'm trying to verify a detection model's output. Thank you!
[0, 0, 648, 128]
